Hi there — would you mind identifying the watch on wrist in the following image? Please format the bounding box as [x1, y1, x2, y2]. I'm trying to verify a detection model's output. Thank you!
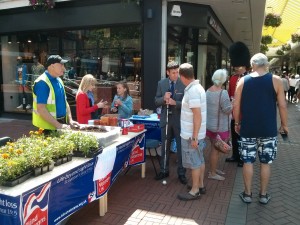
[191, 137, 198, 141]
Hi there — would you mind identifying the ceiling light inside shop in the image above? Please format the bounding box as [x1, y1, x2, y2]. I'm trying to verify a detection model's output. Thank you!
[8, 36, 12, 44]
[27, 38, 31, 43]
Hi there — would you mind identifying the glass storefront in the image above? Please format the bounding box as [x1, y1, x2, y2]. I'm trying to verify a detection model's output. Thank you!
[1, 25, 142, 115]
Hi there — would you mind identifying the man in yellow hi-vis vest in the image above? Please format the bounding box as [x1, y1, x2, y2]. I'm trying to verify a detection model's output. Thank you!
[32, 55, 79, 131]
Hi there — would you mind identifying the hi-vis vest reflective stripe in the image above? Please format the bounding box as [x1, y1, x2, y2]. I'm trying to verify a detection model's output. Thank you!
[32, 73, 66, 130]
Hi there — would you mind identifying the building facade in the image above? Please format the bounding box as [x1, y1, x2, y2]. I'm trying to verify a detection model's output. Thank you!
[0, 0, 235, 117]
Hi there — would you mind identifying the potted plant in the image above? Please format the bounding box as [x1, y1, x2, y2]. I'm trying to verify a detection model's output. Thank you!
[276, 49, 284, 56]
[49, 136, 75, 166]
[281, 44, 291, 51]
[261, 35, 273, 45]
[29, 0, 55, 10]
[291, 33, 300, 43]
[66, 132, 100, 157]
[0, 143, 32, 186]
[260, 44, 269, 54]
[264, 13, 282, 27]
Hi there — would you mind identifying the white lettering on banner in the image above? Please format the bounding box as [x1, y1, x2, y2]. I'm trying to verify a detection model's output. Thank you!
[56, 162, 94, 184]
[93, 145, 116, 181]
[171, 5, 182, 17]
[209, 17, 222, 36]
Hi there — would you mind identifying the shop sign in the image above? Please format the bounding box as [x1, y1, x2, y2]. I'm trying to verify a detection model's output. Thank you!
[171, 5, 182, 17]
[209, 16, 222, 36]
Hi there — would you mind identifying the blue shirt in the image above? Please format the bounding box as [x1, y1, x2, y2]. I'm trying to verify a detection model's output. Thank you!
[33, 71, 67, 118]
[240, 73, 277, 138]
[111, 95, 133, 119]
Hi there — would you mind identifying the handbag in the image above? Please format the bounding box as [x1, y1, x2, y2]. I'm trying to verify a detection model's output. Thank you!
[214, 90, 232, 154]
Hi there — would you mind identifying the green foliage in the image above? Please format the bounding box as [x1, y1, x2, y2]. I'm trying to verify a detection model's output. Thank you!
[261, 35, 273, 45]
[264, 13, 282, 27]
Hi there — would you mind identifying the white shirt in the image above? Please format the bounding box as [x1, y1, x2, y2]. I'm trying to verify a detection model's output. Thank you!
[180, 80, 207, 140]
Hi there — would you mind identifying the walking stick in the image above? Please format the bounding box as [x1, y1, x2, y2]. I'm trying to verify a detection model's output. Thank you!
[162, 103, 169, 185]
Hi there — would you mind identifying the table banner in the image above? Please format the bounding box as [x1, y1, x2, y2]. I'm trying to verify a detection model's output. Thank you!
[0, 132, 145, 225]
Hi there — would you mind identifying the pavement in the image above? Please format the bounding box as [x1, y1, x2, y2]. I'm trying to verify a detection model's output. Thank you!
[0, 102, 299, 225]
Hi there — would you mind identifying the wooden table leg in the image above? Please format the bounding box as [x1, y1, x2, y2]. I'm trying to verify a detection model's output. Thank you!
[141, 162, 145, 178]
[99, 193, 107, 216]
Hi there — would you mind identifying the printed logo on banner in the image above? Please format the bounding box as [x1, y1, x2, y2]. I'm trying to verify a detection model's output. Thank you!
[88, 191, 96, 203]
[96, 172, 112, 196]
[129, 133, 145, 165]
[23, 182, 51, 225]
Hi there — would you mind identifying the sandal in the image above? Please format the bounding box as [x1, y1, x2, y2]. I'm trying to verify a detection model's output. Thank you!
[186, 184, 206, 194]
[239, 191, 252, 203]
[208, 173, 225, 181]
[259, 193, 271, 204]
[177, 191, 200, 201]
[216, 169, 226, 175]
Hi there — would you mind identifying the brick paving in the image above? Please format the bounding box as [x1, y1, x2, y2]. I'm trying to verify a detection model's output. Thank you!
[0, 102, 299, 225]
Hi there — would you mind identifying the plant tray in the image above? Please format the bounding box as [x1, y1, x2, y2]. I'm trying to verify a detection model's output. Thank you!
[33, 162, 55, 177]
[129, 124, 145, 132]
[54, 155, 73, 166]
[73, 147, 103, 158]
[1, 170, 32, 187]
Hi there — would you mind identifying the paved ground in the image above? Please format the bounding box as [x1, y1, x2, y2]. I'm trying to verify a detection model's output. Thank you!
[0, 102, 299, 225]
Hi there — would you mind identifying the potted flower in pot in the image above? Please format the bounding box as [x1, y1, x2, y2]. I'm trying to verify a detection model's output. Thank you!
[264, 13, 282, 27]
[66, 132, 101, 158]
[0, 143, 32, 186]
[49, 136, 75, 166]
[291, 33, 300, 43]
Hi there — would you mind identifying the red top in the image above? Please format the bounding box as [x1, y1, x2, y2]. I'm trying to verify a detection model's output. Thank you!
[76, 91, 98, 124]
[228, 74, 240, 99]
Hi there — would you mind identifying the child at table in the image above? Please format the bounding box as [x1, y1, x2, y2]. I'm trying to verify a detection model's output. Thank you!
[111, 81, 133, 119]
[76, 74, 107, 124]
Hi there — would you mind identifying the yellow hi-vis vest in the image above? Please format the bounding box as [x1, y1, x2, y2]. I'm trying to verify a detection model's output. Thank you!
[32, 73, 67, 130]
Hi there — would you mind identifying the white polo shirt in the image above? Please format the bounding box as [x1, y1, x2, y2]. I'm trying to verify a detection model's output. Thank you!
[180, 80, 207, 140]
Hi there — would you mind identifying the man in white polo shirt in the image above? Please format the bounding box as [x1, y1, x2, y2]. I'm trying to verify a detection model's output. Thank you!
[177, 63, 207, 201]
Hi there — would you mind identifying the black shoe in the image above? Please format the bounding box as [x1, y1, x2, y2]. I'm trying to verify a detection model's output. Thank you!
[155, 172, 169, 180]
[178, 175, 188, 184]
[187, 184, 206, 194]
[237, 161, 244, 167]
[225, 157, 238, 162]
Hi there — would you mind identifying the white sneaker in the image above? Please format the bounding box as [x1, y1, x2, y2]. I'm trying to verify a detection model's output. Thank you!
[26, 104, 31, 109]
[16, 104, 23, 109]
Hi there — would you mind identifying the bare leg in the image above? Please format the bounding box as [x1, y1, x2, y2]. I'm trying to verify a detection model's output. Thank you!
[243, 163, 253, 195]
[199, 164, 205, 188]
[260, 163, 271, 195]
[209, 143, 219, 176]
[191, 167, 201, 194]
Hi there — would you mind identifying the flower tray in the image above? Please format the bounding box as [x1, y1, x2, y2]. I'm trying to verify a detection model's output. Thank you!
[54, 155, 73, 166]
[73, 147, 103, 158]
[1, 170, 32, 187]
[33, 162, 55, 177]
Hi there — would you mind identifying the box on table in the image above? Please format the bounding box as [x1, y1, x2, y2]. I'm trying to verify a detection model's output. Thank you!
[129, 124, 145, 132]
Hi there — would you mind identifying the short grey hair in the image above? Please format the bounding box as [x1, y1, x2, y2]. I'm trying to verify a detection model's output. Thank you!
[212, 69, 228, 86]
[250, 53, 269, 67]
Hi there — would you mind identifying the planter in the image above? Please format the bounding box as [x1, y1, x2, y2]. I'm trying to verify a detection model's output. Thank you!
[1, 170, 32, 187]
[54, 155, 73, 166]
[73, 147, 103, 158]
[33, 162, 55, 177]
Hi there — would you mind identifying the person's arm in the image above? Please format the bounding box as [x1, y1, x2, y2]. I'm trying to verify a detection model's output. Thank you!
[66, 102, 79, 126]
[274, 76, 288, 133]
[221, 90, 233, 114]
[154, 80, 166, 107]
[233, 77, 244, 134]
[191, 107, 201, 149]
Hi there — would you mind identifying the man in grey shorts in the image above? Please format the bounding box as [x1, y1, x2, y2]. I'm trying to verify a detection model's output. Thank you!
[234, 53, 288, 204]
[177, 63, 207, 201]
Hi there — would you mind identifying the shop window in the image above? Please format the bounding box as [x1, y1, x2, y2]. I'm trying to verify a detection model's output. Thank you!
[0, 25, 142, 115]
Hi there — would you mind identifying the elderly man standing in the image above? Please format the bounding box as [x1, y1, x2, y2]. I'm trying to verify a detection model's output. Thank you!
[234, 53, 288, 204]
[32, 55, 79, 132]
[154, 61, 187, 184]
[177, 63, 207, 201]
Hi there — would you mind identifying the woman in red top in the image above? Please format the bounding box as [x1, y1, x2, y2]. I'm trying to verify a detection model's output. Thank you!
[76, 74, 107, 124]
